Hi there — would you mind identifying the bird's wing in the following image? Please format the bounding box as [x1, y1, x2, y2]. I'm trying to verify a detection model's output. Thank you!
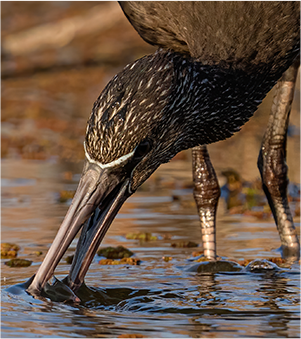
[119, 1, 300, 70]
[119, 1, 190, 55]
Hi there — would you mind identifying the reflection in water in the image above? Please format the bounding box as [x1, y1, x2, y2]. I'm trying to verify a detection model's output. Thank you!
[194, 274, 225, 307]
[257, 274, 294, 309]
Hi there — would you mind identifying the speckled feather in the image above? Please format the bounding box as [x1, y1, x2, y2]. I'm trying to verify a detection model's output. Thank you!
[85, 1, 300, 191]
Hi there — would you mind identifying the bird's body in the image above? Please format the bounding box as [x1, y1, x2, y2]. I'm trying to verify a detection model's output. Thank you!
[120, 2, 299, 70]
[28, 1, 300, 299]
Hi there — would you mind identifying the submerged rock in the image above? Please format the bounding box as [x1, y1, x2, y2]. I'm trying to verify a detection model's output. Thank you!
[238, 257, 290, 270]
[29, 251, 43, 257]
[5, 258, 32, 267]
[1, 243, 20, 259]
[98, 257, 141, 265]
[126, 232, 158, 241]
[188, 260, 242, 273]
[245, 259, 280, 272]
[65, 254, 74, 264]
[57, 190, 75, 203]
[171, 241, 198, 248]
[97, 246, 133, 259]
[118, 334, 145, 338]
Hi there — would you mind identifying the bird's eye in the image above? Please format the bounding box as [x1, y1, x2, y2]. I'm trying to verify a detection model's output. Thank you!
[134, 139, 152, 159]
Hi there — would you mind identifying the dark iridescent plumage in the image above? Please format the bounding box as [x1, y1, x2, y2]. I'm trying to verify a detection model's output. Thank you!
[119, 2, 300, 70]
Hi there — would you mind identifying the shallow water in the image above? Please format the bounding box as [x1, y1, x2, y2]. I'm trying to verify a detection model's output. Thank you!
[1, 158, 300, 338]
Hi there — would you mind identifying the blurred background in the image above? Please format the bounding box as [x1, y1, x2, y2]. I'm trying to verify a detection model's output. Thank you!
[1, 1, 155, 162]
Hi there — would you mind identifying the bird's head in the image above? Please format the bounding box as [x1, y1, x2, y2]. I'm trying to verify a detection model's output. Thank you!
[85, 51, 189, 192]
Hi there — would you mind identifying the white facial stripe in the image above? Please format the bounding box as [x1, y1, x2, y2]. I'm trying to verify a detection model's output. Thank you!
[83, 142, 135, 169]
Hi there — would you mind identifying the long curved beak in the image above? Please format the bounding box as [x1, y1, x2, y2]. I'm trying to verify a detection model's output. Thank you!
[67, 175, 130, 292]
[27, 160, 131, 296]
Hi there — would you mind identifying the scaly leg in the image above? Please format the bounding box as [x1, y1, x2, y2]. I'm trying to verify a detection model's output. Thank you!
[192, 145, 220, 259]
[257, 59, 300, 260]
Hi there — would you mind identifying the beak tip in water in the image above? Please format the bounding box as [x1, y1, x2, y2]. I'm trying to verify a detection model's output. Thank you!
[27, 276, 81, 303]
[27, 161, 131, 299]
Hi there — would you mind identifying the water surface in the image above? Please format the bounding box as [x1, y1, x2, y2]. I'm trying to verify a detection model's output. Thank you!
[1, 159, 300, 338]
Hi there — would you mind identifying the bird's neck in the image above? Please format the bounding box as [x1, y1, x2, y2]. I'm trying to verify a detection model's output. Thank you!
[165, 51, 281, 151]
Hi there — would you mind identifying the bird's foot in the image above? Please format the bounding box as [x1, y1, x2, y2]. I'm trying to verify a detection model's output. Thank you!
[279, 244, 300, 263]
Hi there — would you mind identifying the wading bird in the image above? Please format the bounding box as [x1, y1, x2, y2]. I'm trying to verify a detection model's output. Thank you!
[28, 1, 300, 297]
